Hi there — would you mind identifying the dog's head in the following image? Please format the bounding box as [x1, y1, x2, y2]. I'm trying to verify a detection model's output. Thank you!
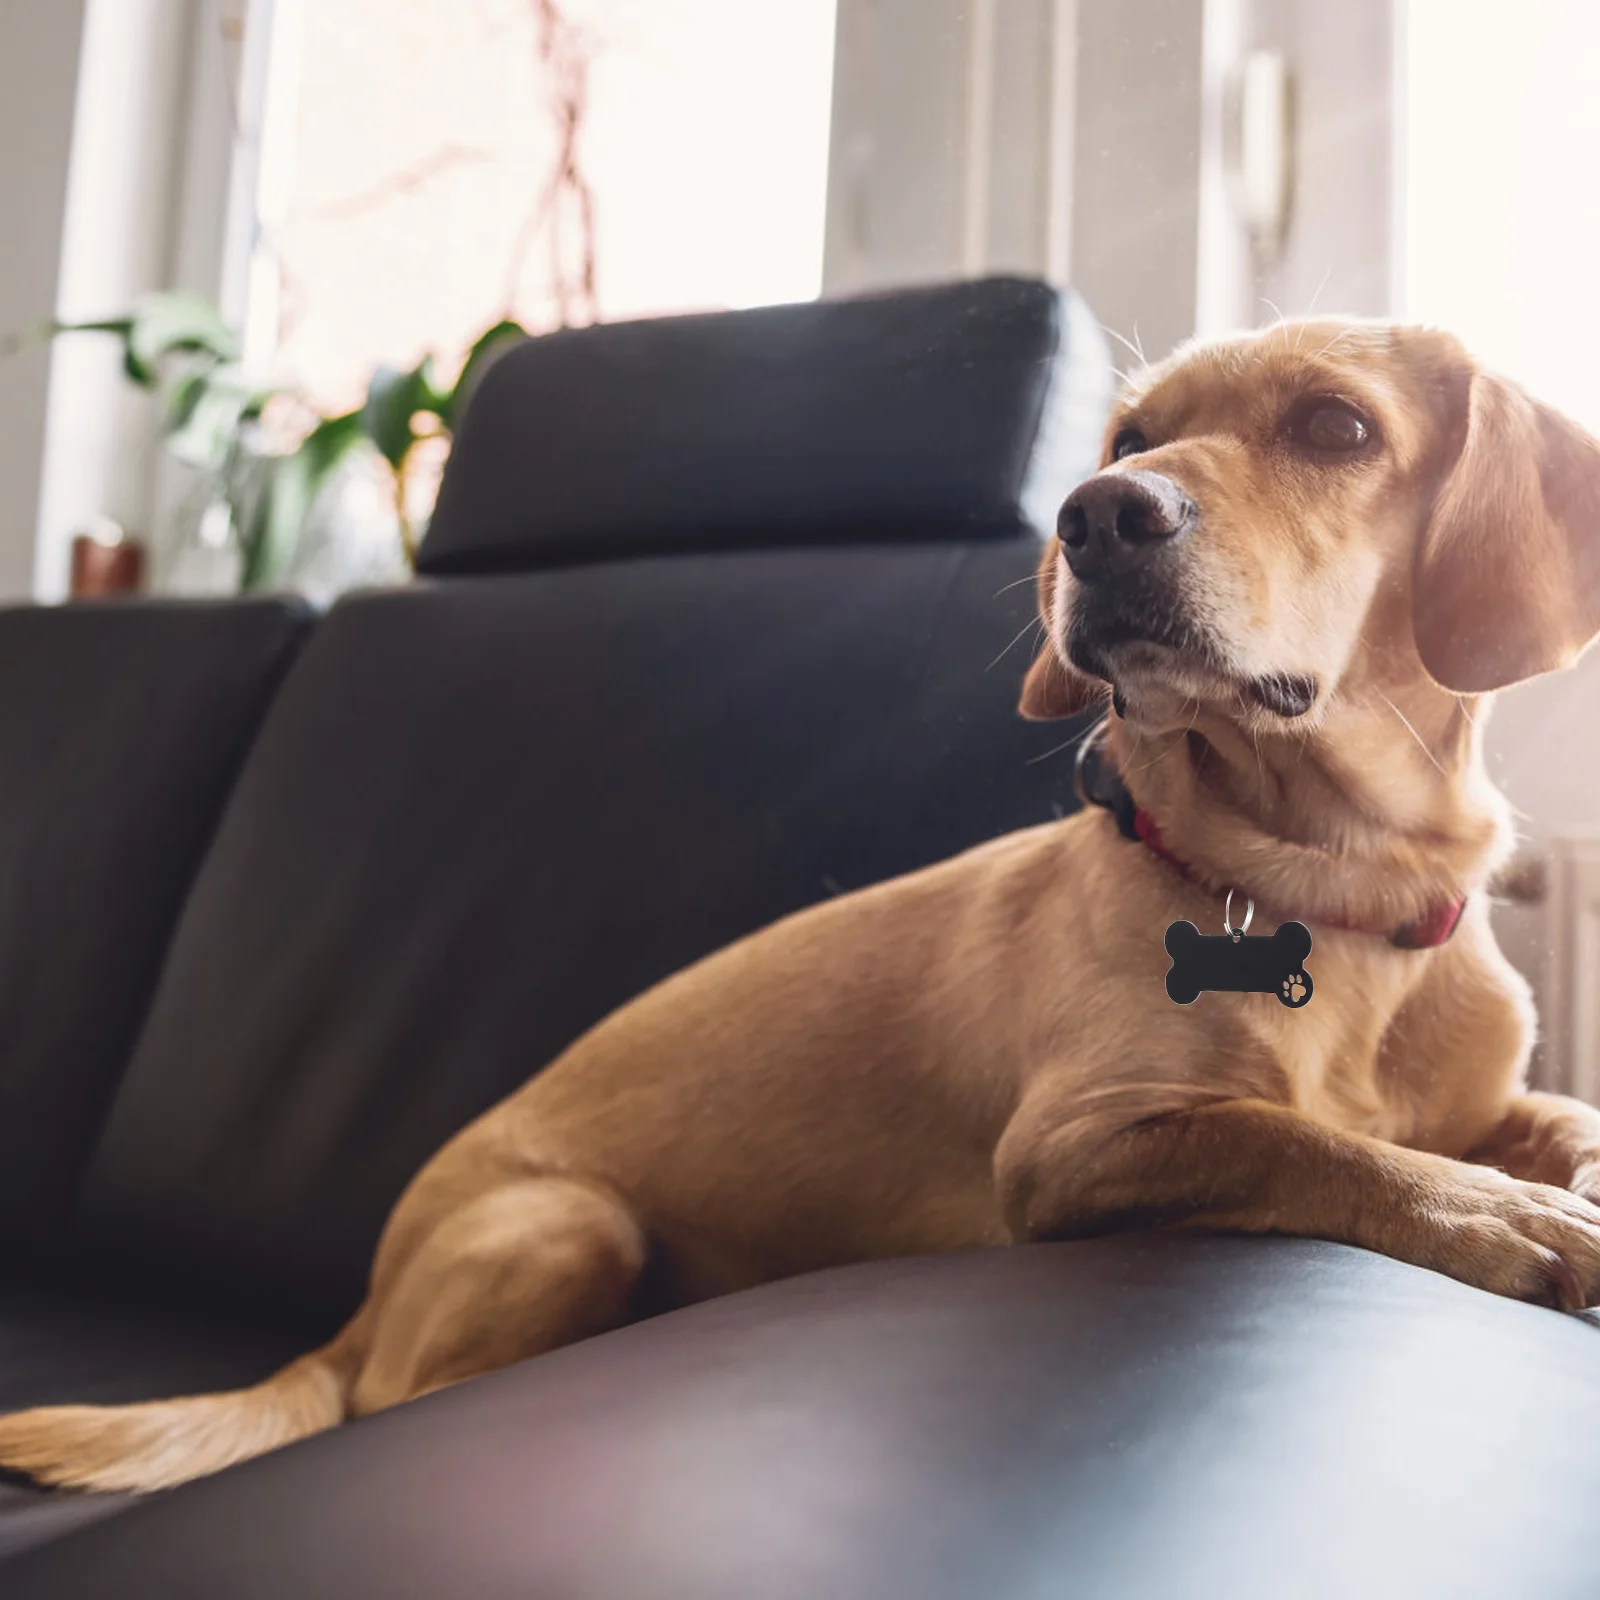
[1020, 320, 1600, 725]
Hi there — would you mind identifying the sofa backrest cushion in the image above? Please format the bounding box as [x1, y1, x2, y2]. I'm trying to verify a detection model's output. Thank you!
[75, 546, 1088, 1324]
[0, 600, 310, 1253]
[418, 277, 1111, 574]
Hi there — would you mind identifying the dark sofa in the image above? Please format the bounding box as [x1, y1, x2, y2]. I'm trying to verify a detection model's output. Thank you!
[1, 278, 1598, 1598]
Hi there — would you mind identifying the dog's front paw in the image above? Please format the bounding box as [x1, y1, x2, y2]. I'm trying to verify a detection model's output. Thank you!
[1569, 1155, 1600, 1209]
[1409, 1166, 1600, 1311]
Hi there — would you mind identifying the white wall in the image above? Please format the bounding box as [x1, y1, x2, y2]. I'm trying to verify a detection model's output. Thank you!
[823, 0, 982, 293]
[825, 0, 1081, 290]
[0, 1, 91, 600]
[1, 0, 242, 601]
[825, 0, 1396, 364]
[1070, 0, 1207, 361]
[823, 0, 1204, 355]
[32, 0, 207, 601]
[824, 0, 1207, 355]
[1244, 0, 1396, 321]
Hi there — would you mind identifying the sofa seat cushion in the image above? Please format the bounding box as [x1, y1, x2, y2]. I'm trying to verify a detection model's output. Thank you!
[0, 1282, 298, 1561]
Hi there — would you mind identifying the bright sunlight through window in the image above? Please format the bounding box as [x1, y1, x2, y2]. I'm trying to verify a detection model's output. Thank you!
[1401, 0, 1600, 433]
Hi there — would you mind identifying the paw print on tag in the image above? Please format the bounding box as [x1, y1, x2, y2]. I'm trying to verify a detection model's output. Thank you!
[1279, 972, 1312, 1008]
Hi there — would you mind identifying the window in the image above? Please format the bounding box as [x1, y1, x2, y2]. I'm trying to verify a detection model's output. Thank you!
[250, 0, 839, 414]
[1401, 0, 1600, 431]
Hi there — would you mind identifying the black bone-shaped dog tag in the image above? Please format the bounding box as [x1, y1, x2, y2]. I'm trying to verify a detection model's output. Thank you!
[1164, 919, 1313, 1007]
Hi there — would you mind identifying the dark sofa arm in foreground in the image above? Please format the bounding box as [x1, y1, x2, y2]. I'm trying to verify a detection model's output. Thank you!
[8, 1236, 1600, 1600]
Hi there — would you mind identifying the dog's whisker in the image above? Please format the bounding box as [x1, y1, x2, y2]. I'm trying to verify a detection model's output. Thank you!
[1125, 697, 1201, 777]
[1305, 266, 1334, 319]
[1376, 690, 1447, 777]
[992, 573, 1040, 600]
[1309, 328, 1359, 362]
[987, 617, 1046, 673]
[1124, 721, 1190, 776]
[1025, 733, 1082, 766]
[1100, 322, 1148, 373]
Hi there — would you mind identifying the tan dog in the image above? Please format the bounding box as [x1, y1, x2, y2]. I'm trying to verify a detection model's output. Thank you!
[10, 317, 1600, 1494]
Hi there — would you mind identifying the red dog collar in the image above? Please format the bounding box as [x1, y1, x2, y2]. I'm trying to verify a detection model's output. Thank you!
[1132, 806, 1465, 950]
[1076, 727, 1466, 950]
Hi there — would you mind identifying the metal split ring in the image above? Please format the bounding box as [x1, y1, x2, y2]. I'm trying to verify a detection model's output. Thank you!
[1223, 889, 1255, 941]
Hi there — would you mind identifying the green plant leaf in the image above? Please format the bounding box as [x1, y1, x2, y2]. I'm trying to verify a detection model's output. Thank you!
[164, 369, 209, 435]
[41, 299, 236, 387]
[123, 292, 239, 385]
[164, 367, 276, 471]
[361, 358, 444, 471]
[1, 316, 84, 359]
[240, 410, 365, 591]
[49, 315, 134, 338]
[39, 314, 151, 384]
[166, 386, 246, 470]
[441, 318, 526, 429]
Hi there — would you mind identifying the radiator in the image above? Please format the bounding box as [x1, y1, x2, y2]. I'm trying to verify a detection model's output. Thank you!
[1496, 839, 1600, 1100]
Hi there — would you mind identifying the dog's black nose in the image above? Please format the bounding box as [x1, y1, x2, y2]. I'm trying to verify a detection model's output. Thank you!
[1057, 470, 1197, 582]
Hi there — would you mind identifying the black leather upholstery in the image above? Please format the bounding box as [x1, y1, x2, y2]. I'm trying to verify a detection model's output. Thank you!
[75, 544, 1087, 1325]
[0, 600, 310, 1252]
[9, 1237, 1600, 1599]
[419, 277, 1111, 574]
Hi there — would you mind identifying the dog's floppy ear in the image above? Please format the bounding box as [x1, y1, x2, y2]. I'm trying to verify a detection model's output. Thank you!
[1017, 540, 1105, 719]
[1415, 361, 1600, 692]
[1018, 645, 1102, 720]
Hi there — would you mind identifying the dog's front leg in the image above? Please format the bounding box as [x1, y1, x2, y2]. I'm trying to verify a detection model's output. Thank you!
[1466, 1091, 1600, 1202]
[994, 1094, 1600, 1309]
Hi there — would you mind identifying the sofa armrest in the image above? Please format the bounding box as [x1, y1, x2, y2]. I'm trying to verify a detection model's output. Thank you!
[5, 1235, 1598, 1598]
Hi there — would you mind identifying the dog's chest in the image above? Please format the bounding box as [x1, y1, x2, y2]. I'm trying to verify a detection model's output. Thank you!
[1251, 936, 1422, 1140]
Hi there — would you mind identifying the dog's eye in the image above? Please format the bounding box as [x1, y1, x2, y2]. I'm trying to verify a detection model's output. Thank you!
[1290, 399, 1372, 455]
[1110, 427, 1148, 461]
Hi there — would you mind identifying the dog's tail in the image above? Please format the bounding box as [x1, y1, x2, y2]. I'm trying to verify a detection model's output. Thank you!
[0, 1318, 368, 1493]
